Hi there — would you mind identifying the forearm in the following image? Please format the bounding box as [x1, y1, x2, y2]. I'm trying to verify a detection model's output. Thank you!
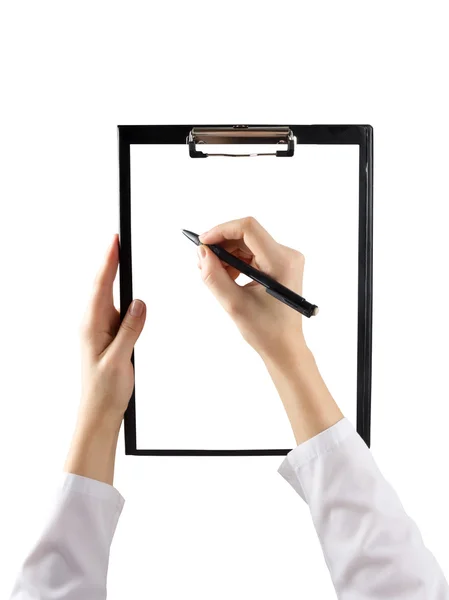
[261, 344, 343, 445]
[272, 345, 449, 598]
[64, 406, 121, 485]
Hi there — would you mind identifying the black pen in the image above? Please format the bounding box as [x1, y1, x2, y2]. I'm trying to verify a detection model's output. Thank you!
[182, 230, 319, 318]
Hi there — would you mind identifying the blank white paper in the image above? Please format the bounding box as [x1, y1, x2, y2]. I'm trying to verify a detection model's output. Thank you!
[130, 142, 359, 450]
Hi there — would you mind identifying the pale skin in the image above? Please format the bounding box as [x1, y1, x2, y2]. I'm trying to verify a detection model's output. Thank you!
[65, 218, 343, 486]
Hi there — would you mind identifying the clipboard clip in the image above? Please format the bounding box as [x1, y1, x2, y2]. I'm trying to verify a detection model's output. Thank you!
[188, 126, 295, 158]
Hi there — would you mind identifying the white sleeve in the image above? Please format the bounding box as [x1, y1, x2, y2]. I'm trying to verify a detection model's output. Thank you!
[278, 417, 449, 599]
[9, 472, 124, 600]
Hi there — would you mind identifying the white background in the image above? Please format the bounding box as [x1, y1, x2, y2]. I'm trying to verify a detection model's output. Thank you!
[0, 2, 448, 598]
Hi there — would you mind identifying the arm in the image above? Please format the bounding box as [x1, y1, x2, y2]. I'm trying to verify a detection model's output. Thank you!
[10, 234, 146, 600]
[197, 217, 449, 599]
[269, 351, 449, 599]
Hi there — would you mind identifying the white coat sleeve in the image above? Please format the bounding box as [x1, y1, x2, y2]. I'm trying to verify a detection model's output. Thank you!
[278, 417, 449, 599]
[9, 472, 124, 600]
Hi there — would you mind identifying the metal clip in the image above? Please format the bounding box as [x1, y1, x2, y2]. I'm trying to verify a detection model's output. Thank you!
[187, 126, 295, 158]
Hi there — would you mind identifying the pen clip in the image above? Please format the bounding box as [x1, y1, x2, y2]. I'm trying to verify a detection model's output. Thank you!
[266, 287, 315, 318]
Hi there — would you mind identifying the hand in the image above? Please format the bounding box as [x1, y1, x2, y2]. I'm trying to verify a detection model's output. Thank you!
[65, 234, 146, 484]
[198, 217, 343, 444]
[197, 217, 307, 366]
[78, 234, 147, 430]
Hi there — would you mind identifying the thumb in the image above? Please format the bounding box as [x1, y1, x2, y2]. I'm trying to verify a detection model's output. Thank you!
[198, 245, 242, 314]
[110, 299, 146, 362]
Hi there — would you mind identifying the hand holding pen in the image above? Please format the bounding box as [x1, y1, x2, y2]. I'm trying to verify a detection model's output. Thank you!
[189, 216, 312, 367]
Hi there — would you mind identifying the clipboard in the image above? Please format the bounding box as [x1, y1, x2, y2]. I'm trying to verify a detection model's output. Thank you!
[118, 124, 373, 456]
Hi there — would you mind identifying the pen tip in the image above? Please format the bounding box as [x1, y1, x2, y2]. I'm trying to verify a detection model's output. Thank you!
[182, 229, 201, 245]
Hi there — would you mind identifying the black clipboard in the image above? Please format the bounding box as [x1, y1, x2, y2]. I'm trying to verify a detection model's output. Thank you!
[118, 124, 373, 456]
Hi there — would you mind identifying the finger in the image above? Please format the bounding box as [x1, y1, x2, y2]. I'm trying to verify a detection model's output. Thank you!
[199, 261, 244, 282]
[216, 239, 253, 259]
[199, 217, 277, 263]
[220, 251, 252, 269]
[89, 234, 119, 319]
[198, 247, 252, 283]
[108, 299, 146, 362]
[198, 248, 252, 269]
[82, 234, 119, 336]
[223, 250, 253, 281]
[197, 245, 243, 314]
[223, 265, 241, 281]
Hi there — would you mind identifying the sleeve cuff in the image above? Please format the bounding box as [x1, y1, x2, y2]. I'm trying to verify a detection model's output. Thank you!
[277, 417, 355, 501]
[60, 472, 125, 515]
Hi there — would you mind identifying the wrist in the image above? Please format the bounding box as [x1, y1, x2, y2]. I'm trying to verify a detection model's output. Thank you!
[261, 344, 343, 445]
[259, 340, 313, 374]
[76, 393, 124, 436]
[64, 406, 122, 485]
[75, 413, 122, 442]
[65, 425, 120, 485]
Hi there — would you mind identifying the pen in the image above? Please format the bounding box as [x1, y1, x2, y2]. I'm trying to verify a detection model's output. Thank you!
[182, 229, 319, 318]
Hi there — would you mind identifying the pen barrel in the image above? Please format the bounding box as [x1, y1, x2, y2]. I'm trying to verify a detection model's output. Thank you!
[208, 243, 318, 318]
[266, 285, 317, 318]
[208, 244, 268, 286]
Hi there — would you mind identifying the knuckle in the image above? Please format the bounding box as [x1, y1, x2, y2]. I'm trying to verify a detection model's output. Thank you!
[282, 245, 304, 265]
[243, 215, 257, 229]
[225, 297, 241, 318]
[202, 270, 216, 288]
[99, 355, 123, 377]
[293, 249, 305, 264]
[121, 320, 138, 335]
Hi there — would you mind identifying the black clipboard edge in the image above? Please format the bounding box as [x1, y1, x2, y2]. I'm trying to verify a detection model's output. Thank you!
[118, 125, 373, 455]
[132, 449, 292, 456]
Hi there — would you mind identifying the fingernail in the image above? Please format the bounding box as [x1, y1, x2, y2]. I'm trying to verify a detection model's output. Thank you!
[199, 231, 208, 241]
[130, 299, 144, 317]
[197, 245, 206, 259]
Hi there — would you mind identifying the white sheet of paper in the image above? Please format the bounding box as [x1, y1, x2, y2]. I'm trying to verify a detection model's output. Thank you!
[130, 143, 359, 450]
